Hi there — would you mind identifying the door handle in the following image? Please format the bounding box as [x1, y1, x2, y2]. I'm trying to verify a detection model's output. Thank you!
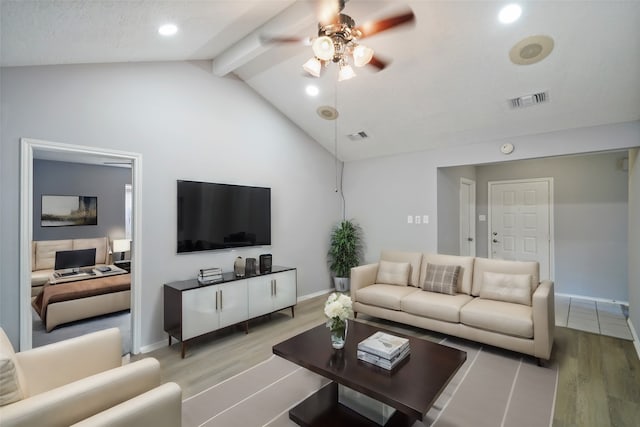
[492, 239, 499, 243]
[467, 237, 473, 242]
[493, 232, 498, 236]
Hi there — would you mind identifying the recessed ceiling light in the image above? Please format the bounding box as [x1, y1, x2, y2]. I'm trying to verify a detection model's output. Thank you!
[158, 24, 178, 36]
[305, 85, 319, 97]
[498, 4, 522, 24]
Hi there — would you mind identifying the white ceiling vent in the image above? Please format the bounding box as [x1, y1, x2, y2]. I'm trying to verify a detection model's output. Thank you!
[509, 91, 548, 109]
[347, 131, 368, 141]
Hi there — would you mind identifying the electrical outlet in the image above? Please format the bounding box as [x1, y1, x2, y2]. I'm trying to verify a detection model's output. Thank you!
[479, 215, 486, 222]
[415, 215, 421, 224]
[407, 215, 413, 224]
[423, 215, 429, 224]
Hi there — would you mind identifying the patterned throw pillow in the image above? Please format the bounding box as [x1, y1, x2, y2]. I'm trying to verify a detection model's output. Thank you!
[422, 264, 461, 295]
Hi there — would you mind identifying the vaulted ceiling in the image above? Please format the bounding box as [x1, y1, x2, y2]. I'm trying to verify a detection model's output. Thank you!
[2, 1, 639, 161]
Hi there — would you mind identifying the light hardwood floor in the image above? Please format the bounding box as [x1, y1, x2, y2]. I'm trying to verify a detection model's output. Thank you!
[136, 295, 640, 426]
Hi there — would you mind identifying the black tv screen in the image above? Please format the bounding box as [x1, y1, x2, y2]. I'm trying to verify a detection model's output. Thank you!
[177, 180, 271, 253]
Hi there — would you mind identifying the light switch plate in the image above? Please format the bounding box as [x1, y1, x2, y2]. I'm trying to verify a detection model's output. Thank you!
[415, 215, 421, 224]
[479, 215, 486, 222]
[423, 215, 429, 224]
[407, 215, 413, 224]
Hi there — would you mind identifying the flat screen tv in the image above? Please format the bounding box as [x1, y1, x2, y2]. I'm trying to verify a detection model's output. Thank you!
[177, 180, 271, 253]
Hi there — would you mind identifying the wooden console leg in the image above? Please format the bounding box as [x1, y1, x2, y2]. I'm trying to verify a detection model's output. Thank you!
[168, 335, 172, 346]
[245, 321, 249, 334]
[291, 306, 295, 318]
[354, 312, 358, 319]
[181, 342, 186, 359]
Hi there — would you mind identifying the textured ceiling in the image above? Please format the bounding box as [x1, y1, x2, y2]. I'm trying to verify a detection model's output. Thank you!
[2, 1, 639, 161]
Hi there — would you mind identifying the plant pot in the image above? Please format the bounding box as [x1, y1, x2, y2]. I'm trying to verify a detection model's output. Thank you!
[333, 277, 350, 292]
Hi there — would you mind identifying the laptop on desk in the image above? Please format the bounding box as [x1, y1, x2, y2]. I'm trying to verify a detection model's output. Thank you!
[53, 248, 97, 279]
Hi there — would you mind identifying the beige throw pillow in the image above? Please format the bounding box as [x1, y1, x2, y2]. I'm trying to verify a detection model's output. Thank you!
[0, 336, 23, 407]
[376, 260, 411, 286]
[480, 271, 532, 306]
[422, 264, 460, 295]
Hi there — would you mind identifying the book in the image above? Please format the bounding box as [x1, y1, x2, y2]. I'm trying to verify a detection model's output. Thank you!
[357, 332, 409, 360]
[357, 346, 410, 370]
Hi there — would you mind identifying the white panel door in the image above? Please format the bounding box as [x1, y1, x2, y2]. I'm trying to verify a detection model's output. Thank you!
[459, 178, 476, 256]
[218, 280, 248, 328]
[182, 286, 219, 340]
[272, 271, 297, 312]
[489, 179, 552, 279]
[248, 277, 273, 318]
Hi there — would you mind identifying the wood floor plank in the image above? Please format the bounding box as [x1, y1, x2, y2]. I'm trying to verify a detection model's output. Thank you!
[134, 294, 640, 426]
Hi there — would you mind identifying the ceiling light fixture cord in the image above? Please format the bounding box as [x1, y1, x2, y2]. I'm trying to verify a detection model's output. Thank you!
[333, 72, 346, 221]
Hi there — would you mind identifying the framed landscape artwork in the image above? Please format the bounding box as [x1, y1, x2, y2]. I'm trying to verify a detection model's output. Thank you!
[41, 195, 98, 227]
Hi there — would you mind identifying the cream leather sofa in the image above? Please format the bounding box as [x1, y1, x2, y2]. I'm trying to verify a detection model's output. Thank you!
[31, 237, 111, 296]
[0, 328, 182, 427]
[351, 251, 555, 361]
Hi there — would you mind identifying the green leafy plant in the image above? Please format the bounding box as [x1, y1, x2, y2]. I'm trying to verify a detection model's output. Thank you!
[328, 220, 363, 278]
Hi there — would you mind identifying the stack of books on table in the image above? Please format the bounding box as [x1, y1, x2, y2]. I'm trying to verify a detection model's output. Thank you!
[357, 332, 410, 370]
[197, 267, 223, 285]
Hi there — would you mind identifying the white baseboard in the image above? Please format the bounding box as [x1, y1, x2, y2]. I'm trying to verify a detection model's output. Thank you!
[140, 288, 335, 354]
[297, 288, 334, 302]
[628, 318, 640, 360]
[140, 339, 167, 354]
[554, 292, 629, 306]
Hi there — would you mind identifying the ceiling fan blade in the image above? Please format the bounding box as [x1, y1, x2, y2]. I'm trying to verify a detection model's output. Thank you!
[355, 9, 415, 39]
[367, 55, 389, 71]
[259, 35, 312, 46]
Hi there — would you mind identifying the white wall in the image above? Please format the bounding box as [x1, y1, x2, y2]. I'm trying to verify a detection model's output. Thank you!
[0, 61, 341, 349]
[437, 165, 477, 255]
[629, 149, 640, 344]
[474, 152, 629, 301]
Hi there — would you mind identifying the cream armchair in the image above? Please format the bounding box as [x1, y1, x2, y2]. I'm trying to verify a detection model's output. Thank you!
[0, 327, 182, 427]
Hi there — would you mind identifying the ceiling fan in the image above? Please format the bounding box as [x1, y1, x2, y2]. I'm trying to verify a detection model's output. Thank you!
[261, 0, 415, 81]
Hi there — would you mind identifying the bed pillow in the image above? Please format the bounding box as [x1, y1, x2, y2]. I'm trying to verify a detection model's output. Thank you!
[376, 260, 411, 286]
[479, 271, 532, 306]
[422, 264, 460, 295]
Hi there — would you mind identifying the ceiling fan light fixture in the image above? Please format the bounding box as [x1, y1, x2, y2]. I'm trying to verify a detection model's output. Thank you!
[338, 63, 356, 81]
[498, 4, 522, 24]
[353, 44, 374, 67]
[312, 36, 335, 61]
[302, 57, 322, 77]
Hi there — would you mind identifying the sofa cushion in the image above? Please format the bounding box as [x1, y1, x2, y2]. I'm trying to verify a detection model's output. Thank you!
[380, 251, 423, 287]
[480, 272, 532, 306]
[401, 291, 473, 323]
[422, 264, 460, 295]
[421, 254, 475, 295]
[356, 284, 419, 310]
[471, 257, 539, 297]
[376, 260, 411, 286]
[0, 329, 24, 406]
[460, 299, 533, 338]
[34, 240, 73, 271]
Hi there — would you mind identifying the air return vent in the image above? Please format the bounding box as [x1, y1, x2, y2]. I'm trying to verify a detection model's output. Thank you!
[347, 131, 368, 141]
[509, 91, 548, 109]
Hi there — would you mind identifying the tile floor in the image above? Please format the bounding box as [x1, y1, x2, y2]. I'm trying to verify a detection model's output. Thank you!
[555, 295, 633, 340]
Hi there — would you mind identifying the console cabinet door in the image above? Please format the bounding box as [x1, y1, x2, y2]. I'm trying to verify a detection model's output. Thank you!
[248, 277, 273, 318]
[272, 271, 297, 312]
[218, 280, 248, 328]
[182, 286, 219, 340]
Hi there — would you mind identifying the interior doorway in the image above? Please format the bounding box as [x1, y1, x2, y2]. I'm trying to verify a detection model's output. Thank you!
[19, 138, 142, 353]
[459, 178, 476, 256]
[488, 178, 554, 280]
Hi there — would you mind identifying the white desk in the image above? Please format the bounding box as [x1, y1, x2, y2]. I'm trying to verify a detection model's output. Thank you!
[49, 265, 128, 285]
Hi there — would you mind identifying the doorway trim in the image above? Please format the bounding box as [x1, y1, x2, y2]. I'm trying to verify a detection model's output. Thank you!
[20, 138, 143, 353]
[487, 177, 555, 280]
[459, 177, 476, 256]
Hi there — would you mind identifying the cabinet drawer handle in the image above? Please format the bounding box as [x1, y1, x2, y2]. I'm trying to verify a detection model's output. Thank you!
[274, 279, 277, 296]
[220, 290, 223, 310]
[215, 290, 218, 310]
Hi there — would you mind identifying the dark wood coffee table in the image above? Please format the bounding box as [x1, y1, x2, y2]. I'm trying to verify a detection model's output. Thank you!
[273, 320, 466, 427]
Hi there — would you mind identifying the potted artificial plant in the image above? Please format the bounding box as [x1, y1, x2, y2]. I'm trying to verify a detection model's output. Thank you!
[328, 220, 363, 292]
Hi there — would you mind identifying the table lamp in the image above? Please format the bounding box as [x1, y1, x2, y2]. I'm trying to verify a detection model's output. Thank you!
[112, 239, 131, 261]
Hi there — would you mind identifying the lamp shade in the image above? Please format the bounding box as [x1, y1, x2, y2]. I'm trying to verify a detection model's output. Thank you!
[338, 64, 356, 81]
[112, 239, 131, 253]
[353, 44, 374, 67]
[312, 36, 335, 61]
[302, 57, 322, 77]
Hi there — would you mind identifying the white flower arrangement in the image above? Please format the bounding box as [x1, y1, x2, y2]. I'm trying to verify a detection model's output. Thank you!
[324, 292, 353, 331]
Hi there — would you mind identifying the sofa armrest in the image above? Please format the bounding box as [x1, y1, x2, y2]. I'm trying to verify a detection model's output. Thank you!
[0, 358, 161, 427]
[350, 263, 379, 303]
[532, 280, 555, 360]
[15, 328, 122, 397]
[70, 382, 182, 427]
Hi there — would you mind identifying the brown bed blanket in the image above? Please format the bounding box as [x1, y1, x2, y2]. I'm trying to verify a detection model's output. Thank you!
[33, 274, 131, 320]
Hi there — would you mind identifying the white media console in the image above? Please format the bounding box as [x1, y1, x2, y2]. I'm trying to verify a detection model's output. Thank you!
[163, 266, 297, 358]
